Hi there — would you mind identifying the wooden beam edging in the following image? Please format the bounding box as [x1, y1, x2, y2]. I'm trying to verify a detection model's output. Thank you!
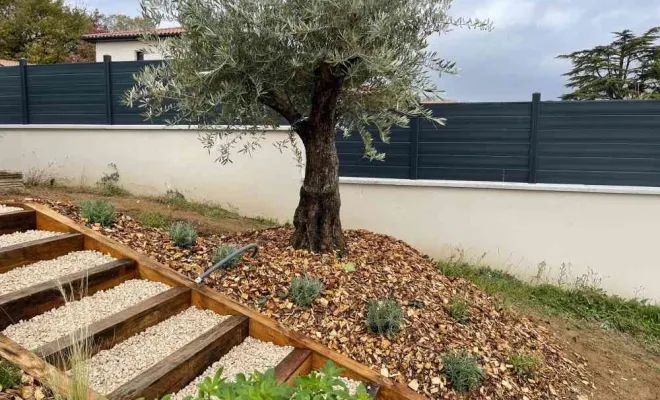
[107, 315, 249, 400]
[35, 286, 191, 369]
[0, 334, 106, 400]
[0, 259, 137, 331]
[274, 348, 312, 384]
[22, 203, 427, 400]
[0, 209, 36, 235]
[0, 233, 84, 273]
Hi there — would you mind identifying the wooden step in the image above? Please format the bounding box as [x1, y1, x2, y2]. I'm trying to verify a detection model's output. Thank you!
[0, 259, 137, 331]
[36, 286, 191, 368]
[0, 210, 36, 235]
[0, 233, 83, 273]
[274, 348, 312, 383]
[107, 315, 249, 400]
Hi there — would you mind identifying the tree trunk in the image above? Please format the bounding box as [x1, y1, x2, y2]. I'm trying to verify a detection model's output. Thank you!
[291, 126, 346, 253]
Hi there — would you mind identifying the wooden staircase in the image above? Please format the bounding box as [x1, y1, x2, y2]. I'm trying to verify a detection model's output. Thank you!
[0, 202, 423, 400]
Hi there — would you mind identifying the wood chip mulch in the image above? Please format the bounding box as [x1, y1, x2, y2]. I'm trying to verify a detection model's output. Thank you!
[29, 199, 594, 400]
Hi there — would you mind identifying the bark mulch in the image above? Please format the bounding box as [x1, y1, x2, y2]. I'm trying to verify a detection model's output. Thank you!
[28, 199, 593, 400]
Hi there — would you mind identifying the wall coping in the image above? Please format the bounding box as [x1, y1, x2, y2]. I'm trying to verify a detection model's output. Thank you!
[339, 176, 660, 196]
[0, 124, 292, 131]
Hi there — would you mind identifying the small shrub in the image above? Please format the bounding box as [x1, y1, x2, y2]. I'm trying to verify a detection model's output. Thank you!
[448, 297, 470, 323]
[137, 212, 173, 229]
[80, 200, 116, 226]
[289, 276, 323, 307]
[508, 352, 539, 379]
[442, 350, 484, 393]
[212, 244, 242, 267]
[0, 358, 22, 390]
[97, 163, 130, 196]
[169, 221, 197, 248]
[162, 189, 187, 206]
[367, 299, 403, 335]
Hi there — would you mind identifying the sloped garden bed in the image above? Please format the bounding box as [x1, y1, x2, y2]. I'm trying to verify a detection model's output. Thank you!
[22, 198, 592, 400]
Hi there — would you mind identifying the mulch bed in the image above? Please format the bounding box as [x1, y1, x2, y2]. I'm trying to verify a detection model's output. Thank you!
[26, 198, 593, 399]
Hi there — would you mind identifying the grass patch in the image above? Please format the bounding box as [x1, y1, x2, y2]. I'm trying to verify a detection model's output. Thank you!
[250, 215, 279, 226]
[0, 358, 22, 390]
[508, 352, 539, 379]
[137, 212, 173, 229]
[437, 259, 660, 352]
[153, 193, 239, 220]
[448, 297, 470, 323]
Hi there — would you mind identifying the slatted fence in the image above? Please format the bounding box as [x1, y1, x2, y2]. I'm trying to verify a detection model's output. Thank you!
[2, 59, 660, 187]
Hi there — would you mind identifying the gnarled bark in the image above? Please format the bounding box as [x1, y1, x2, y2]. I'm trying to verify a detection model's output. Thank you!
[291, 126, 346, 253]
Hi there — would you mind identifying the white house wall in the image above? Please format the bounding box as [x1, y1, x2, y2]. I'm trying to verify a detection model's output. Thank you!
[94, 41, 163, 62]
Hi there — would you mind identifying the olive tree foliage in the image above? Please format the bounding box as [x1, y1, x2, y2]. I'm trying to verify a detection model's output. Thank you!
[127, 0, 489, 162]
[126, 0, 489, 252]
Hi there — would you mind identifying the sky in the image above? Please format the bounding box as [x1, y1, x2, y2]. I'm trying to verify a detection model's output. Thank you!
[78, 0, 660, 102]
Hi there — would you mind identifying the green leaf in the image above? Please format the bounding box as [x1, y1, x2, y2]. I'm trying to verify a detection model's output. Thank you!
[343, 262, 356, 273]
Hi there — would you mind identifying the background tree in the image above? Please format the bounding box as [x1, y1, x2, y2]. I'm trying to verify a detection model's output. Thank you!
[100, 14, 157, 32]
[558, 28, 660, 100]
[127, 0, 489, 252]
[0, 0, 93, 63]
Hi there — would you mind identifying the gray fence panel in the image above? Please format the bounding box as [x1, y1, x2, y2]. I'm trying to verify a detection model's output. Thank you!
[0, 68, 23, 124]
[537, 100, 660, 186]
[25, 63, 106, 124]
[416, 102, 532, 182]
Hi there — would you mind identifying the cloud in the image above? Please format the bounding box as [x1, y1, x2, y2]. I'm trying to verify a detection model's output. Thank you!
[538, 7, 583, 29]
[472, 0, 537, 29]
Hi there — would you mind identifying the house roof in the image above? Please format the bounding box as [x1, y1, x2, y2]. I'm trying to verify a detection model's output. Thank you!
[81, 27, 184, 43]
[0, 59, 19, 67]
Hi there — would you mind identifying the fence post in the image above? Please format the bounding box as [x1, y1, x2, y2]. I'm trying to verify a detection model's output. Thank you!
[409, 116, 420, 179]
[18, 58, 29, 124]
[527, 92, 541, 183]
[103, 55, 113, 124]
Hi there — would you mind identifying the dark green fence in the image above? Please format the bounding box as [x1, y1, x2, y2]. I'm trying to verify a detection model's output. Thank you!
[2, 59, 660, 187]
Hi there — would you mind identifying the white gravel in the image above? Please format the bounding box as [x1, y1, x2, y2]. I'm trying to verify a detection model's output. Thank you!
[173, 337, 293, 399]
[86, 307, 229, 395]
[0, 250, 116, 296]
[0, 230, 64, 248]
[0, 205, 23, 214]
[2, 279, 170, 350]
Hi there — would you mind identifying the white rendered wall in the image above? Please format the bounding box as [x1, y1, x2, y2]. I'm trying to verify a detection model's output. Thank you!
[94, 41, 163, 62]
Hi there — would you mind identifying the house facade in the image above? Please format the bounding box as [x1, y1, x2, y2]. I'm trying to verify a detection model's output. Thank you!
[81, 27, 183, 62]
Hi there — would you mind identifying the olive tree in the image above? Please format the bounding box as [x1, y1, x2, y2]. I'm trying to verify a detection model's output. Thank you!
[127, 0, 489, 253]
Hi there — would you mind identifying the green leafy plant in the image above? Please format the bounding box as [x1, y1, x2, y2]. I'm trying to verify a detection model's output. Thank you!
[367, 299, 403, 335]
[508, 352, 539, 379]
[290, 276, 323, 307]
[448, 297, 470, 323]
[0, 358, 22, 390]
[80, 200, 116, 226]
[169, 361, 369, 400]
[211, 245, 241, 268]
[343, 262, 356, 273]
[137, 212, 173, 229]
[96, 163, 130, 196]
[168, 221, 197, 248]
[442, 349, 484, 393]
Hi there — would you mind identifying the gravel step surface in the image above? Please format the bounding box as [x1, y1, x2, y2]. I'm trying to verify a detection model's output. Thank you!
[0, 250, 116, 296]
[87, 307, 229, 395]
[173, 337, 293, 399]
[2, 279, 170, 350]
[0, 230, 64, 248]
[0, 205, 23, 214]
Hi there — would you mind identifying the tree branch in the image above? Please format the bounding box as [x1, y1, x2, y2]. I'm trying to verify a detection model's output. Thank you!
[259, 90, 302, 126]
